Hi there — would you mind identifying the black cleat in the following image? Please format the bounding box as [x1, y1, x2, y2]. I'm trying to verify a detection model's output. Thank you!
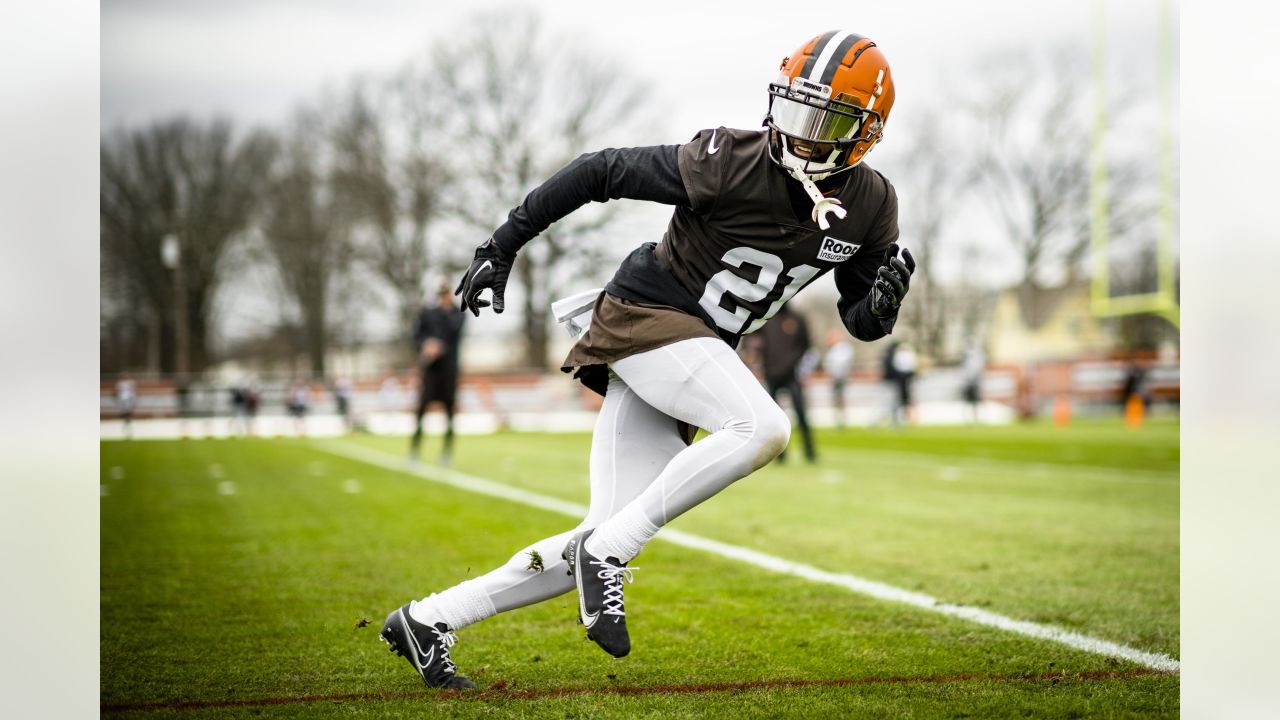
[380, 604, 476, 690]
[563, 530, 637, 658]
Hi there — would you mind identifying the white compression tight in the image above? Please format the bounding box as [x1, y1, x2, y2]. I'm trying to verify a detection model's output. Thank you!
[410, 337, 790, 631]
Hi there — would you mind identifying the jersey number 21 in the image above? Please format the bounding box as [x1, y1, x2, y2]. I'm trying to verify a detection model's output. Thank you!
[698, 247, 820, 335]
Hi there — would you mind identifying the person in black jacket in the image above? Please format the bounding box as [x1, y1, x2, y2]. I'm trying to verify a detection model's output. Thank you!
[753, 305, 817, 463]
[409, 285, 466, 465]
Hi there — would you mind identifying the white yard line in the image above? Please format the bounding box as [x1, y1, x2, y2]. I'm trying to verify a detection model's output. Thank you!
[314, 440, 1180, 673]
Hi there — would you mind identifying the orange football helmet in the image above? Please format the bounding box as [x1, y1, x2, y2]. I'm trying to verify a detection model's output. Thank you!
[765, 31, 896, 179]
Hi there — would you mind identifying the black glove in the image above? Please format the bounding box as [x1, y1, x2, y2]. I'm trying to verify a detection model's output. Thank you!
[455, 238, 516, 317]
[870, 242, 916, 318]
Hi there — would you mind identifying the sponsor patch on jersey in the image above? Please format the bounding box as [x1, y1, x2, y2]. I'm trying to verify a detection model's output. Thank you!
[817, 236, 861, 263]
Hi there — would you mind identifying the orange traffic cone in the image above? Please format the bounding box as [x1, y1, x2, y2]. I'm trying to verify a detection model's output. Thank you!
[1053, 393, 1071, 427]
[1125, 393, 1145, 429]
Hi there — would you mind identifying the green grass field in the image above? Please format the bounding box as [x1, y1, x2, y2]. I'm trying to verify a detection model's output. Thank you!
[100, 419, 1179, 718]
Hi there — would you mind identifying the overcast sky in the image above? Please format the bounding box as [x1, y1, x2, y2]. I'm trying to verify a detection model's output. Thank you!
[101, 0, 1177, 346]
[103, 0, 1172, 134]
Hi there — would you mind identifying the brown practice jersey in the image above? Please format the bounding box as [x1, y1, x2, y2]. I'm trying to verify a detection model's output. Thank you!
[654, 126, 898, 339]
[488, 126, 901, 393]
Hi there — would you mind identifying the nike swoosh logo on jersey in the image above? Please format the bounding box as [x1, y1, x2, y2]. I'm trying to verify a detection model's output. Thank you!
[708, 129, 720, 155]
[400, 610, 436, 669]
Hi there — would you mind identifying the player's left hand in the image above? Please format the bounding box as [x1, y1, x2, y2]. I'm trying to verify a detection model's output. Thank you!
[455, 238, 515, 317]
[870, 243, 916, 317]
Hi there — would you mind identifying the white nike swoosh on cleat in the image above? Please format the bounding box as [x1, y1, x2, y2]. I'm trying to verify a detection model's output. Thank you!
[708, 128, 720, 155]
[572, 540, 600, 628]
[400, 610, 436, 670]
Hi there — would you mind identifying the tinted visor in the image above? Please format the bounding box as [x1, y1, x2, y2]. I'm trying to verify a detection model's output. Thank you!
[768, 84, 865, 143]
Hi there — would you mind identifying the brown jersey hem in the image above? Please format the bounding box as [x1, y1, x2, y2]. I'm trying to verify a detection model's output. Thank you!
[560, 293, 724, 396]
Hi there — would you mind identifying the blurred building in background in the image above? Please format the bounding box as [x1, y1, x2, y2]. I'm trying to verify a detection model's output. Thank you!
[988, 281, 1113, 363]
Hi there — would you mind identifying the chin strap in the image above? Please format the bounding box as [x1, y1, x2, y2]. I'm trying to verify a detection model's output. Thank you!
[790, 169, 847, 230]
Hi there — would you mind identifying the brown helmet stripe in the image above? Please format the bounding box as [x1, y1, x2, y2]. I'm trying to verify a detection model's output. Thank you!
[819, 33, 866, 85]
[799, 30, 839, 79]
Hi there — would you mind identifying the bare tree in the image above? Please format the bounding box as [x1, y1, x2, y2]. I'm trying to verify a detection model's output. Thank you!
[329, 82, 452, 350]
[100, 258, 155, 374]
[400, 10, 654, 367]
[892, 111, 967, 361]
[258, 110, 357, 377]
[100, 118, 274, 374]
[967, 48, 1150, 309]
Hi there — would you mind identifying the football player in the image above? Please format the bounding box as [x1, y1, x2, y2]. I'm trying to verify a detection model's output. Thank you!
[381, 30, 914, 689]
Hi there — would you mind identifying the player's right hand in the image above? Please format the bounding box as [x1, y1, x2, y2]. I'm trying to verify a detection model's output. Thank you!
[455, 238, 515, 317]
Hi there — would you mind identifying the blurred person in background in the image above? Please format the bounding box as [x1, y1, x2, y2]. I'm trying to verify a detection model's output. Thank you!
[410, 284, 466, 466]
[890, 341, 918, 425]
[244, 381, 260, 436]
[382, 30, 914, 689]
[287, 380, 310, 436]
[175, 381, 190, 429]
[961, 340, 985, 424]
[1121, 358, 1152, 420]
[379, 371, 403, 415]
[229, 384, 248, 436]
[1121, 361, 1149, 414]
[115, 372, 137, 439]
[752, 305, 818, 463]
[823, 329, 855, 429]
[333, 375, 354, 434]
[881, 339, 900, 424]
